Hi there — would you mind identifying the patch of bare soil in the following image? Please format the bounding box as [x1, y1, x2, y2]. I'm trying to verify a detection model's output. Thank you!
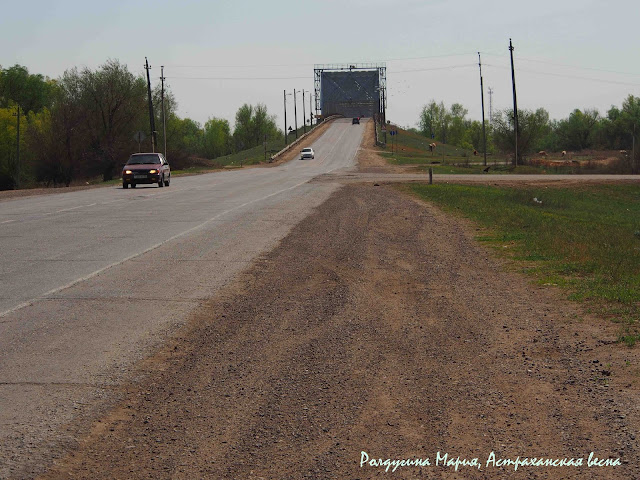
[40, 184, 638, 479]
[357, 121, 419, 174]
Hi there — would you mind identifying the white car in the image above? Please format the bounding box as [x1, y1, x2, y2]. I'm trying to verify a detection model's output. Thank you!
[300, 147, 315, 160]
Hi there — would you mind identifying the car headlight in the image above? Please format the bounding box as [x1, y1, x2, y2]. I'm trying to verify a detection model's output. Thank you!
[125, 170, 132, 174]
[149, 169, 157, 174]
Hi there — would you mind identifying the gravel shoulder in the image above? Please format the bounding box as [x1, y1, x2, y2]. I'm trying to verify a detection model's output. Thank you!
[39, 180, 639, 479]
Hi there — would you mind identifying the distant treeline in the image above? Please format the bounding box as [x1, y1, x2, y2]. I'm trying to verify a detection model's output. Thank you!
[0, 61, 281, 189]
[416, 97, 640, 166]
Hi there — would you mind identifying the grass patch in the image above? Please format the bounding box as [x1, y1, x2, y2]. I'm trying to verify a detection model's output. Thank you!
[171, 166, 224, 175]
[378, 122, 632, 174]
[214, 140, 282, 167]
[213, 125, 318, 167]
[407, 182, 640, 345]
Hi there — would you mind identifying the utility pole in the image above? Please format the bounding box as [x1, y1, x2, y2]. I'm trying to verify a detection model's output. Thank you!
[283, 90, 288, 145]
[382, 87, 386, 125]
[509, 39, 519, 166]
[13, 105, 20, 188]
[293, 89, 298, 139]
[633, 123, 637, 174]
[302, 90, 307, 134]
[488, 87, 494, 125]
[161, 66, 167, 159]
[478, 52, 487, 167]
[442, 122, 446, 164]
[144, 57, 157, 152]
[313, 94, 317, 125]
[309, 93, 313, 127]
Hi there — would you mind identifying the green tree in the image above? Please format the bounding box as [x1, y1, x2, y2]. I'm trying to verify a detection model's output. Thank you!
[418, 101, 439, 139]
[419, 101, 474, 145]
[555, 108, 599, 150]
[232, 103, 280, 152]
[448, 103, 469, 147]
[0, 107, 27, 189]
[26, 60, 147, 183]
[79, 60, 147, 179]
[202, 117, 231, 159]
[464, 120, 484, 151]
[492, 108, 551, 164]
[167, 116, 202, 164]
[596, 96, 640, 152]
[252, 103, 280, 146]
[598, 106, 626, 149]
[233, 104, 253, 152]
[0, 64, 54, 114]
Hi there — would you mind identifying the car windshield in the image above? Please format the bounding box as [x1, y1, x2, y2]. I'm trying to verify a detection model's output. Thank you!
[302, 148, 312, 153]
[127, 155, 160, 165]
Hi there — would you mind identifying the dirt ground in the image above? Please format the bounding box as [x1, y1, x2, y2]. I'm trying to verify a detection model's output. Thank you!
[38, 173, 639, 478]
[357, 120, 417, 174]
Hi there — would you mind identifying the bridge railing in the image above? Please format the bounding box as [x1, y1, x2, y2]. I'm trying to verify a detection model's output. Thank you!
[269, 115, 342, 163]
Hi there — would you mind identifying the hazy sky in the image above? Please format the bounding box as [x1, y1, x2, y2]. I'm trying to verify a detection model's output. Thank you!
[3, 0, 640, 130]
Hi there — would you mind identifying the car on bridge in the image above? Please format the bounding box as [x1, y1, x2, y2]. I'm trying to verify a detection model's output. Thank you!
[352, 117, 360, 124]
[122, 153, 171, 189]
[300, 147, 315, 160]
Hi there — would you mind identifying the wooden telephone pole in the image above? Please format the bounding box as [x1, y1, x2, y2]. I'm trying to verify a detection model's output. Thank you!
[478, 52, 487, 167]
[509, 39, 519, 166]
[144, 57, 157, 152]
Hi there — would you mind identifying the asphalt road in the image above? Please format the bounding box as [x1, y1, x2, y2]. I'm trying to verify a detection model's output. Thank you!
[0, 118, 364, 479]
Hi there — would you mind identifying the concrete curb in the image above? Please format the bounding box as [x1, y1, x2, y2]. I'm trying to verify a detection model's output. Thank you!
[269, 115, 342, 162]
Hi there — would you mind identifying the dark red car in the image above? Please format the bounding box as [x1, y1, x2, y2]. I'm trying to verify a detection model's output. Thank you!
[122, 153, 170, 189]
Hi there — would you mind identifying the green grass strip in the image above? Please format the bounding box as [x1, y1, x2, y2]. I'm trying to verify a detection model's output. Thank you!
[407, 183, 640, 345]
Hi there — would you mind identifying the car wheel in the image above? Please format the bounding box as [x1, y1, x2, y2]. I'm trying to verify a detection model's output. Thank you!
[123, 181, 128, 189]
[158, 175, 164, 187]
[164, 176, 170, 187]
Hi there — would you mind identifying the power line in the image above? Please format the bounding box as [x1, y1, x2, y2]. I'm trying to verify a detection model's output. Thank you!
[484, 63, 640, 87]
[165, 63, 315, 69]
[164, 63, 477, 81]
[165, 75, 312, 80]
[384, 52, 478, 62]
[391, 64, 476, 74]
[485, 53, 640, 77]
[162, 52, 481, 70]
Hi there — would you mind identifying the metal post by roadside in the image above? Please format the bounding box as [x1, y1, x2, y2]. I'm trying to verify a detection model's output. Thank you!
[15, 105, 20, 188]
[283, 90, 287, 145]
[302, 90, 306, 135]
[293, 89, 298, 140]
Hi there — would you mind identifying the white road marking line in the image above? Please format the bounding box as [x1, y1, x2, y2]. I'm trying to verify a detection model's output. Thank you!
[0, 178, 311, 319]
[55, 205, 85, 213]
[1, 220, 16, 224]
[1, 126, 352, 317]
